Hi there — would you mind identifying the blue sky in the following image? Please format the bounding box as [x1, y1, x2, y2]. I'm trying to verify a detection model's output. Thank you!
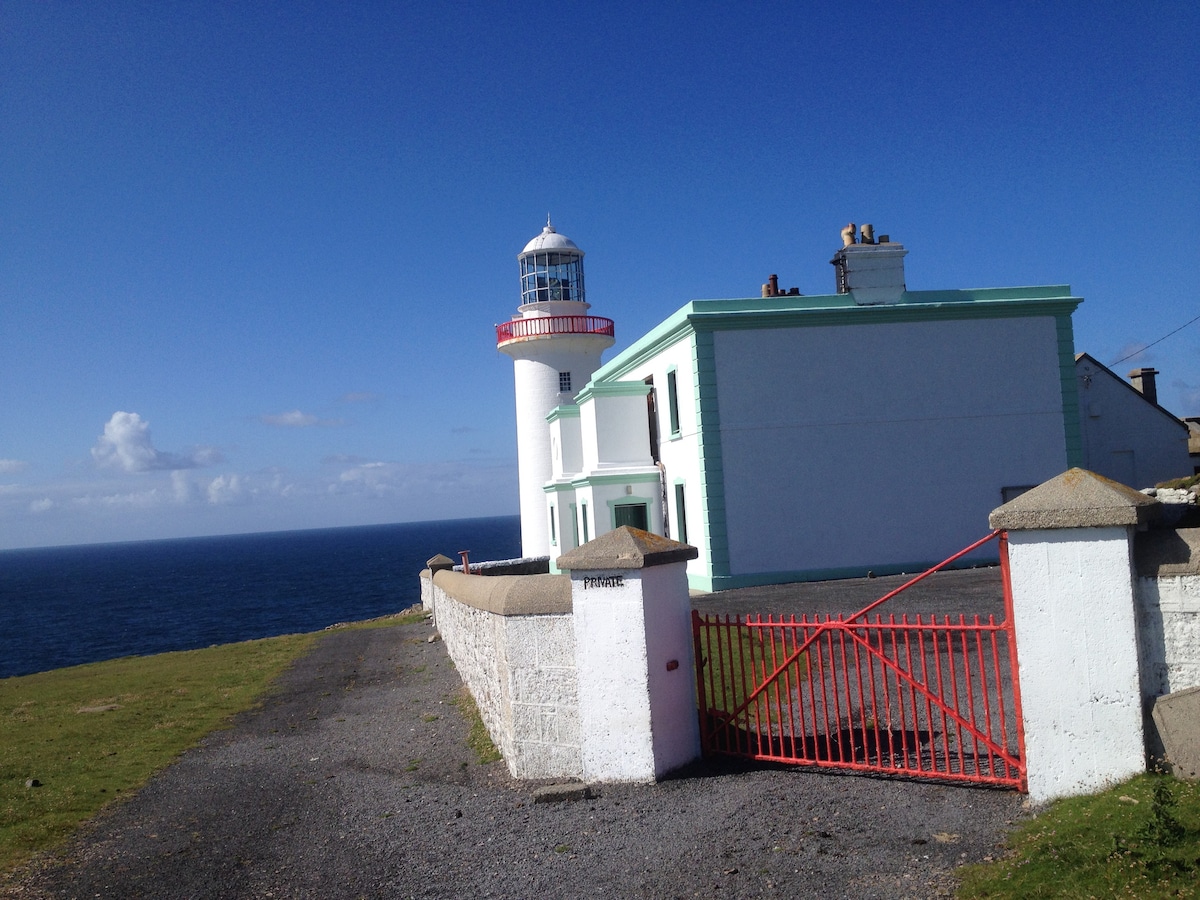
[2, 1, 1197, 549]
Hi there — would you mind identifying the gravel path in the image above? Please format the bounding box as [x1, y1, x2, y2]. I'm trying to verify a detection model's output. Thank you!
[4, 570, 1029, 899]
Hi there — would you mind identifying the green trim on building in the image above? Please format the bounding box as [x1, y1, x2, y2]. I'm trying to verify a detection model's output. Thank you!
[576, 282, 1082, 593]
[543, 481, 577, 494]
[666, 364, 681, 437]
[545, 404, 580, 423]
[568, 471, 661, 489]
[589, 287, 1082, 386]
[692, 330, 730, 587]
[1056, 313, 1084, 468]
[574, 380, 651, 405]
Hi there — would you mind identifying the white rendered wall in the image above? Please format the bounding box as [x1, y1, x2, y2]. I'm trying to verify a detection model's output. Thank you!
[550, 411, 583, 480]
[571, 564, 699, 781]
[1007, 527, 1146, 803]
[1076, 359, 1192, 488]
[713, 317, 1068, 576]
[1137, 574, 1200, 697]
[619, 336, 709, 576]
[510, 337, 607, 557]
[579, 392, 654, 471]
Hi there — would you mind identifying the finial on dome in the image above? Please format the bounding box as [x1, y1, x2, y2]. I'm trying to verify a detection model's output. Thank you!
[545, 213, 555, 234]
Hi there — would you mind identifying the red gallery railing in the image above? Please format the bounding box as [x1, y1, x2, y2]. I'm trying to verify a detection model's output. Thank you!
[495, 315, 615, 346]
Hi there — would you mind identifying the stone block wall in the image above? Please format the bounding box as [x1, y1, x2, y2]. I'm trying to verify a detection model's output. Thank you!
[1135, 527, 1200, 699]
[421, 569, 581, 779]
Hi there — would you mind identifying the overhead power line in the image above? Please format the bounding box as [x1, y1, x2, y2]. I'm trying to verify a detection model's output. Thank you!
[1111, 311, 1200, 366]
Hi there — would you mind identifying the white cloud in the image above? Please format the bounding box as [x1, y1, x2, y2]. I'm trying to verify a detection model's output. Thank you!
[29, 498, 53, 513]
[260, 410, 344, 427]
[207, 473, 248, 505]
[1109, 342, 1150, 367]
[171, 470, 197, 503]
[0, 459, 29, 474]
[91, 411, 220, 473]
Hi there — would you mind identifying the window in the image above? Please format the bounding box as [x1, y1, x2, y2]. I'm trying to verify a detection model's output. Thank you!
[570, 503, 579, 546]
[667, 368, 680, 436]
[674, 483, 688, 544]
[559, 371, 572, 392]
[581, 503, 590, 543]
[549, 505, 557, 546]
[613, 502, 648, 531]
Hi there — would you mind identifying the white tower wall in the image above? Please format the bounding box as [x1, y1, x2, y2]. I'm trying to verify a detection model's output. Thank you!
[509, 338, 608, 555]
[498, 222, 614, 558]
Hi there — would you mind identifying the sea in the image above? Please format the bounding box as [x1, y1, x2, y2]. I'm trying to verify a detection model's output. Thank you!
[0, 515, 521, 680]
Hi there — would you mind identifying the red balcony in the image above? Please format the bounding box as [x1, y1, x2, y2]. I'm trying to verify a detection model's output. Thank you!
[496, 315, 615, 347]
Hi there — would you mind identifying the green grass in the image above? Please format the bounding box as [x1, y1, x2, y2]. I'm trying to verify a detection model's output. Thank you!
[452, 686, 502, 764]
[1156, 473, 1200, 490]
[697, 625, 802, 726]
[0, 612, 424, 876]
[957, 774, 1200, 899]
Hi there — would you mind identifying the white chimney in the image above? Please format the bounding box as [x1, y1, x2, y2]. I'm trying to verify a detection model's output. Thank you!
[830, 226, 908, 305]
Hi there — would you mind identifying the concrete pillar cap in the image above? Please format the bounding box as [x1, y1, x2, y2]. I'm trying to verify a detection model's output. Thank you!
[556, 526, 698, 571]
[425, 553, 456, 570]
[989, 467, 1161, 530]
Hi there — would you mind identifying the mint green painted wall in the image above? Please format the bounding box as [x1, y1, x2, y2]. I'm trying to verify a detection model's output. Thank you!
[691, 329, 730, 586]
[1057, 313, 1084, 468]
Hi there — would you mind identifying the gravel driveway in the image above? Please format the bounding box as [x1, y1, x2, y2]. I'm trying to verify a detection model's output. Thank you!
[4, 569, 1028, 899]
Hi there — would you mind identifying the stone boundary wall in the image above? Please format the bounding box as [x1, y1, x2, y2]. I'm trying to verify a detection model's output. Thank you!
[1135, 526, 1200, 699]
[419, 568, 581, 779]
[454, 556, 550, 576]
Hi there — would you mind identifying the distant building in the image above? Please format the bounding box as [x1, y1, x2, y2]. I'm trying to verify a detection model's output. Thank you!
[1075, 354, 1193, 486]
[498, 223, 1084, 590]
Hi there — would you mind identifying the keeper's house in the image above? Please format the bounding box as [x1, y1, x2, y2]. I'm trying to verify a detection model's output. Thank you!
[500, 224, 1083, 591]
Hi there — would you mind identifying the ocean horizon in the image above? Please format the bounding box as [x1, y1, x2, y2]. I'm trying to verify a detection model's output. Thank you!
[0, 515, 521, 679]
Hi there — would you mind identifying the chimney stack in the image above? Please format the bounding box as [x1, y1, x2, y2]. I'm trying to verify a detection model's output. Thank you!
[830, 224, 907, 304]
[1128, 368, 1159, 405]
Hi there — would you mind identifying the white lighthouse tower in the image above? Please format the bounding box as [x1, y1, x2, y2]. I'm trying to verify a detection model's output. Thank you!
[497, 219, 615, 558]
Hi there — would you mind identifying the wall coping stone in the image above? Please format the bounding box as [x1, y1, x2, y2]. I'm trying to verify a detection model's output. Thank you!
[989, 467, 1161, 531]
[556, 526, 699, 571]
[1135, 527, 1200, 577]
[431, 570, 571, 615]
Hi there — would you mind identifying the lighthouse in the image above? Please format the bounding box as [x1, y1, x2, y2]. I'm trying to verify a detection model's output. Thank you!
[497, 220, 615, 557]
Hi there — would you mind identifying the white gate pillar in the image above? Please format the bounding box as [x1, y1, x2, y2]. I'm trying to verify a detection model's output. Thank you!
[557, 527, 700, 782]
[991, 468, 1161, 803]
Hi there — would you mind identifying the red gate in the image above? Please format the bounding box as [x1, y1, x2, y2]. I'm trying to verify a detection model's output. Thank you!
[692, 532, 1026, 790]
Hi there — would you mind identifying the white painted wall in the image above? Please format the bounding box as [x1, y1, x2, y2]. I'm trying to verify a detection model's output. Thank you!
[580, 391, 654, 470]
[1006, 527, 1146, 803]
[618, 336, 709, 575]
[549, 409, 583, 480]
[571, 564, 699, 781]
[509, 337, 607, 557]
[1076, 357, 1192, 488]
[713, 317, 1068, 575]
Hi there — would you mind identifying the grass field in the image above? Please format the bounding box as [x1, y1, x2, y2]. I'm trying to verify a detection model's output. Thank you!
[958, 773, 1200, 898]
[0, 614, 422, 876]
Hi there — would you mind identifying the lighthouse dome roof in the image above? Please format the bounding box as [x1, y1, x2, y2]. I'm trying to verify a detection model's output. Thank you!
[521, 221, 583, 256]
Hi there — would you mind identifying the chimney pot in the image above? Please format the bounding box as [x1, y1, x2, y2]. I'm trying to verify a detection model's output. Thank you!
[1128, 367, 1160, 406]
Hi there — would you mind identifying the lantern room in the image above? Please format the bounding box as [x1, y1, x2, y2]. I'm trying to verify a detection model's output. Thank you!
[519, 219, 586, 306]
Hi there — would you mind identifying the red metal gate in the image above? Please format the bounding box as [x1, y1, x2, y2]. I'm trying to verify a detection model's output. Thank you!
[692, 531, 1026, 790]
